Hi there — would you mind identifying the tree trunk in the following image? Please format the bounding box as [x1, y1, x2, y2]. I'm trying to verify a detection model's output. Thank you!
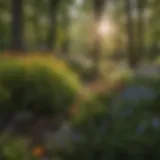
[92, 0, 105, 76]
[125, 0, 137, 68]
[61, 5, 70, 55]
[137, 0, 145, 61]
[11, 0, 24, 52]
[47, 0, 59, 51]
[33, 0, 42, 50]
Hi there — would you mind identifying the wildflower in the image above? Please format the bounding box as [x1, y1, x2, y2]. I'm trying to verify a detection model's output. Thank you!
[32, 146, 45, 157]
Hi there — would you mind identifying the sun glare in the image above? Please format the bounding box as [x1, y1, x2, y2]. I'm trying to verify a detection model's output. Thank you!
[98, 20, 113, 36]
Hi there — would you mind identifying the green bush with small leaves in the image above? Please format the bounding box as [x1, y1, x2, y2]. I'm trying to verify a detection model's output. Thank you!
[0, 56, 82, 116]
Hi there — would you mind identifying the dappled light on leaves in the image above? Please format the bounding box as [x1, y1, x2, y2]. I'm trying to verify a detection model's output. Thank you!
[0, 0, 159, 159]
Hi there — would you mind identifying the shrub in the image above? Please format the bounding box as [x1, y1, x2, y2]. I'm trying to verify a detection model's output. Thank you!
[0, 134, 38, 160]
[0, 56, 82, 116]
[58, 76, 160, 160]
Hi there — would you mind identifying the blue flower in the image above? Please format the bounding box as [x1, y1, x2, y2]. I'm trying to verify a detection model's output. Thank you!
[120, 86, 157, 102]
[152, 117, 160, 128]
[136, 124, 145, 134]
[119, 107, 133, 116]
[112, 86, 157, 109]
[136, 120, 147, 134]
[99, 124, 107, 134]
[71, 133, 82, 142]
[54, 135, 67, 148]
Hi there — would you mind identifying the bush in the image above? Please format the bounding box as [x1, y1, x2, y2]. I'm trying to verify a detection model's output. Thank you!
[58, 76, 160, 160]
[0, 55, 81, 116]
[0, 134, 37, 160]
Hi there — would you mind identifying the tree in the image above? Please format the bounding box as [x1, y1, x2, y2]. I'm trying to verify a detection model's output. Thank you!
[0, 0, 10, 51]
[150, 0, 160, 53]
[32, 0, 44, 50]
[137, 0, 146, 62]
[125, 0, 136, 68]
[11, 0, 24, 52]
[47, 0, 60, 51]
[92, 0, 106, 76]
[60, 1, 71, 55]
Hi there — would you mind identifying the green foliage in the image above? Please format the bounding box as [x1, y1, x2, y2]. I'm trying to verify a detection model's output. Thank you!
[0, 56, 81, 116]
[68, 60, 96, 82]
[58, 76, 160, 160]
[0, 70, 160, 159]
[0, 134, 37, 160]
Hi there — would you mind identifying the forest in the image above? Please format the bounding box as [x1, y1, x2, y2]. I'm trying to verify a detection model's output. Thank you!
[0, 0, 160, 159]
